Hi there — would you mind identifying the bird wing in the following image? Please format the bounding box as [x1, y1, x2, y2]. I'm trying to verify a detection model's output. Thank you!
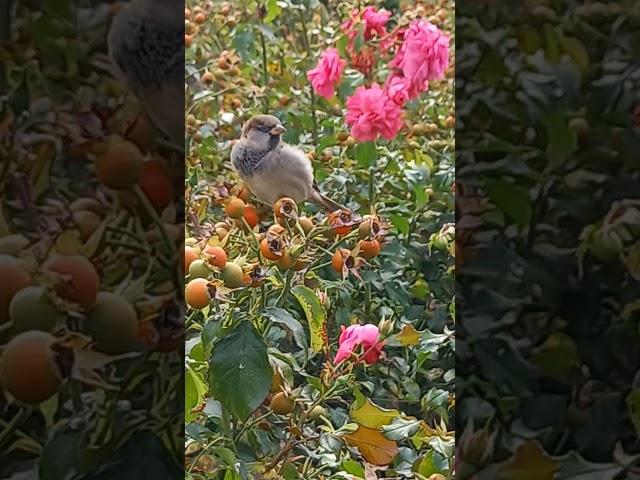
[108, 11, 184, 142]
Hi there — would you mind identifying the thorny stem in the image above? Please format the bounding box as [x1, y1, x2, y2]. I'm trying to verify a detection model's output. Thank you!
[186, 437, 226, 474]
[269, 382, 345, 473]
[234, 410, 273, 443]
[275, 269, 294, 307]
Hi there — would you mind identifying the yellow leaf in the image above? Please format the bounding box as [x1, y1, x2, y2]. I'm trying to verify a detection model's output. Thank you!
[55, 229, 83, 255]
[351, 398, 400, 429]
[627, 389, 640, 434]
[625, 245, 640, 280]
[343, 426, 398, 466]
[531, 332, 580, 379]
[499, 441, 556, 480]
[395, 324, 420, 346]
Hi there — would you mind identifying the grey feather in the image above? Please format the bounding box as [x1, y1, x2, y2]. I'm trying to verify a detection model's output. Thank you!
[230, 115, 344, 211]
[107, 2, 184, 144]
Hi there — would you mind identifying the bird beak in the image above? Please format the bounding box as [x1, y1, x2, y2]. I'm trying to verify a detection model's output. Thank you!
[270, 125, 286, 135]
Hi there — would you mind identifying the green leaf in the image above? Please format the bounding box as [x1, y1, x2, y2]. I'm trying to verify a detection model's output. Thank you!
[414, 450, 448, 477]
[255, 24, 277, 43]
[355, 141, 377, 168]
[517, 27, 542, 54]
[185, 368, 200, 422]
[555, 451, 622, 480]
[353, 24, 365, 52]
[341, 459, 365, 477]
[381, 417, 422, 441]
[209, 322, 272, 421]
[543, 23, 561, 63]
[336, 35, 349, 58]
[531, 332, 580, 379]
[390, 214, 410, 236]
[291, 286, 326, 353]
[316, 135, 338, 152]
[558, 35, 589, 71]
[543, 110, 577, 158]
[264, 0, 282, 23]
[232, 26, 255, 61]
[264, 307, 308, 350]
[477, 48, 507, 85]
[486, 179, 532, 227]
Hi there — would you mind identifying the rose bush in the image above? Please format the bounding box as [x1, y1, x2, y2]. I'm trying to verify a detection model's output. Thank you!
[185, 0, 455, 478]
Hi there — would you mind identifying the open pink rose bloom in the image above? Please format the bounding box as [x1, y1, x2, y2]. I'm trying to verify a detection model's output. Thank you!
[390, 20, 450, 99]
[345, 84, 403, 141]
[334, 324, 385, 365]
[306, 48, 346, 99]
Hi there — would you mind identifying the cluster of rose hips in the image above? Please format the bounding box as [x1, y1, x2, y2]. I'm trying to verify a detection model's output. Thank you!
[183, 184, 387, 310]
[185, 2, 235, 47]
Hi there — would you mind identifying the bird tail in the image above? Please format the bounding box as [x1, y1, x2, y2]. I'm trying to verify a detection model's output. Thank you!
[311, 184, 345, 212]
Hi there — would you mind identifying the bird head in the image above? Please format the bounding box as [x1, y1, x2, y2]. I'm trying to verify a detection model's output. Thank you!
[130, 0, 182, 25]
[241, 115, 286, 150]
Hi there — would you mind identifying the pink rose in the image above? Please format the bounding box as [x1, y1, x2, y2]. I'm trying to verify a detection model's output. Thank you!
[345, 84, 404, 142]
[306, 48, 346, 99]
[390, 20, 450, 99]
[341, 7, 391, 44]
[334, 324, 384, 365]
[384, 73, 410, 106]
[362, 6, 391, 40]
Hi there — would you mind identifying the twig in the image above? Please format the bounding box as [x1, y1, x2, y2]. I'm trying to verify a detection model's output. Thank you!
[132, 186, 181, 295]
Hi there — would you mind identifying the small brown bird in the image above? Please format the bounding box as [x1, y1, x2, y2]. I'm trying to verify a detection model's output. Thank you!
[107, 0, 184, 145]
[230, 115, 343, 211]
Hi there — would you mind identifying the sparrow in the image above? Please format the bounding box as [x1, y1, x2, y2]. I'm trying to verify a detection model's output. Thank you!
[107, 0, 184, 145]
[230, 115, 343, 211]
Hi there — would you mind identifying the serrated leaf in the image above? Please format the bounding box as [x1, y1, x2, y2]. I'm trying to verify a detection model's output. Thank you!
[543, 23, 560, 63]
[291, 285, 326, 353]
[264, 0, 282, 23]
[486, 180, 532, 228]
[185, 367, 201, 422]
[264, 307, 308, 350]
[336, 35, 349, 58]
[255, 24, 277, 43]
[351, 397, 400, 429]
[390, 214, 410, 236]
[543, 110, 577, 158]
[209, 322, 272, 421]
[381, 417, 422, 441]
[558, 35, 589, 71]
